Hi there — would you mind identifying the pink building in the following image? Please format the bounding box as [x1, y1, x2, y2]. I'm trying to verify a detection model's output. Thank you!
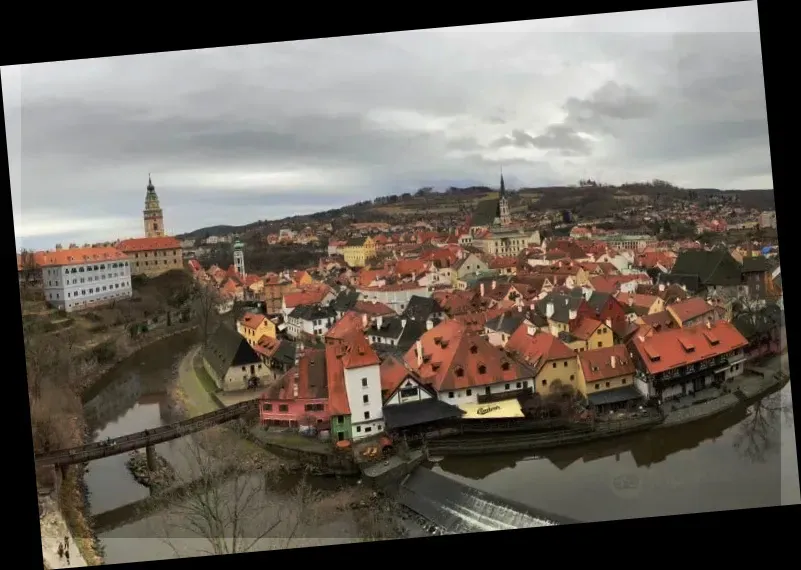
[260, 348, 331, 428]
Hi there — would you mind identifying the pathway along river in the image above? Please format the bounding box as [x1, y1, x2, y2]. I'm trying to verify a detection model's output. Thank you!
[83, 332, 800, 564]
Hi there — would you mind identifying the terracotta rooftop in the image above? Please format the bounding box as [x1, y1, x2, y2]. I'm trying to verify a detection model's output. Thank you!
[117, 236, 182, 252]
[667, 297, 714, 323]
[30, 246, 128, 267]
[578, 345, 636, 383]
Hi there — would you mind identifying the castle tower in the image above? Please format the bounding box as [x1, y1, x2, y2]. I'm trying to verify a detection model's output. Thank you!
[143, 174, 165, 238]
[498, 168, 511, 226]
[233, 238, 246, 278]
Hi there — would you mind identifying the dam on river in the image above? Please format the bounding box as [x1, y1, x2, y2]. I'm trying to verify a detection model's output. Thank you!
[398, 467, 577, 533]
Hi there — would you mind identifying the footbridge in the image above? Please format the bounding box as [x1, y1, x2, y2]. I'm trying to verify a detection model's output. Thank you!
[398, 467, 578, 533]
[34, 399, 259, 468]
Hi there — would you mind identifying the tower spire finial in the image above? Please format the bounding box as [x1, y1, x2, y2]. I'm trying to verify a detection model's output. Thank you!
[499, 166, 506, 195]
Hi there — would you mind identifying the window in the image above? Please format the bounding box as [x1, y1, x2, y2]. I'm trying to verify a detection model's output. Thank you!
[263, 403, 272, 412]
[466, 389, 472, 397]
[516, 382, 522, 389]
[448, 391, 454, 399]
[552, 362, 557, 368]
[605, 382, 611, 388]
[622, 378, 627, 384]
[478, 365, 486, 374]
[541, 379, 547, 386]
[597, 341, 603, 348]
[361, 377, 368, 387]
[504, 383, 510, 390]
[364, 411, 370, 420]
[400, 386, 418, 398]
[356, 426, 362, 433]
[278, 404, 289, 412]
[363, 394, 369, 404]
[564, 361, 568, 367]
[522, 381, 528, 388]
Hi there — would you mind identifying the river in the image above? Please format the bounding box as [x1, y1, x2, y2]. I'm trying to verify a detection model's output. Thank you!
[434, 381, 799, 523]
[82, 332, 361, 565]
[83, 333, 799, 563]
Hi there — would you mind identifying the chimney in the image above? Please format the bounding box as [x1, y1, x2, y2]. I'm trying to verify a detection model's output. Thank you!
[546, 302, 555, 318]
[658, 283, 665, 292]
[293, 378, 299, 398]
[526, 325, 536, 336]
[706, 320, 712, 329]
[416, 340, 424, 367]
[627, 296, 634, 307]
[401, 318, 407, 328]
[480, 283, 485, 297]
[426, 319, 434, 331]
[569, 309, 577, 321]
[610, 355, 616, 369]
[492, 280, 497, 290]
[55, 243, 63, 251]
[605, 318, 612, 328]
[362, 313, 368, 328]
[377, 315, 383, 329]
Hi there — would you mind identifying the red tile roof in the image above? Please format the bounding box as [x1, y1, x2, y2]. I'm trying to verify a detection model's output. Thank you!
[240, 312, 266, 330]
[630, 321, 748, 375]
[29, 246, 128, 267]
[404, 320, 534, 391]
[325, 311, 366, 342]
[353, 300, 395, 316]
[325, 344, 350, 415]
[118, 236, 182, 252]
[341, 333, 381, 369]
[667, 297, 714, 323]
[579, 345, 636, 383]
[379, 354, 418, 395]
[506, 326, 576, 371]
[569, 317, 602, 340]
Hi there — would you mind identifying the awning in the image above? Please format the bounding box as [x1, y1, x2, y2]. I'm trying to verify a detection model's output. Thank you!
[383, 399, 464, 430]
[587, 385, 644, 407]
[459, 398, 525, 420]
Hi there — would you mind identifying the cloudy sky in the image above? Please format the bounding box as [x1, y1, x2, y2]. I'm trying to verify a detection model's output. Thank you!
[3, 2, 769, 250]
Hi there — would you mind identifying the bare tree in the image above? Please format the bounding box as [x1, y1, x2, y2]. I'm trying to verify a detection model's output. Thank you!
[733, 390, 793, 463]
[192, 282, 221, 347]
[18, 249, 41, 291]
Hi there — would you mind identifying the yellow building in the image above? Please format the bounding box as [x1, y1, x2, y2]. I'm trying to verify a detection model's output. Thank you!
[506, 326, 580, 396]
[237, 312, 276, 345]
[576, 345, 642, 412]
[343, 236, 376, 268]
[563, 318, 614, 352]
[118, 236, 183, 277]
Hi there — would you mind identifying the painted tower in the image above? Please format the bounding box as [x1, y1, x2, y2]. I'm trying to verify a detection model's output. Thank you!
[233, 238, 246, 278]
[498, 169, 511, 227]
[143, 174, 165, 238]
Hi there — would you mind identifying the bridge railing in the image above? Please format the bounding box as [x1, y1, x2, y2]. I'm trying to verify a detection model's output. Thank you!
[34, 399, 259, 467]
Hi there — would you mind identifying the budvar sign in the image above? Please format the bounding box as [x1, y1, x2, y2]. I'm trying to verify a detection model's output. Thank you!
[476, 405, 502, 416]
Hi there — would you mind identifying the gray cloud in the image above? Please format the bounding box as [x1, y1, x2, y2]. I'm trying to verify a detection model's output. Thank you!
[3, 2, 770, 249]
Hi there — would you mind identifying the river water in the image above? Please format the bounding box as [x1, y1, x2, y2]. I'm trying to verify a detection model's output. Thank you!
[83, 333, 799, 563]
[82, 333, 360, 565]
[434, 381, 799, 523]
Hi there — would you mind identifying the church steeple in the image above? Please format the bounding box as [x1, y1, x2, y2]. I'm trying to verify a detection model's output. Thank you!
[143, 174, 165, 238]
[500, 167, 506, 196]
[497, 167, 511, 227]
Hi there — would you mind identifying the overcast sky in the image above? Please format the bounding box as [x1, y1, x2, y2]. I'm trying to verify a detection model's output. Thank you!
[3, 2, 769, 250]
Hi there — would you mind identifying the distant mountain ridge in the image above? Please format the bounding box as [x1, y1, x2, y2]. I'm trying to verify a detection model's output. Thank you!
[178, 184, 776, 240]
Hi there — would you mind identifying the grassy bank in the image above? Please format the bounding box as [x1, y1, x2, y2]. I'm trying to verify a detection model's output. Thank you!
[59, 468, 102, 565]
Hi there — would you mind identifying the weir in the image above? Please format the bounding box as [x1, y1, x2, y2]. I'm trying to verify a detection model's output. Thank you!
[398, 467, 577, 533]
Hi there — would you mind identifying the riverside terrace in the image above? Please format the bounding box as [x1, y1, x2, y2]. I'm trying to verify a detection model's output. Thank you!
[34, 400, 258, 469]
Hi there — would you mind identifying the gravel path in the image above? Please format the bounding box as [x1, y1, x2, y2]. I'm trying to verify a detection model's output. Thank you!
[40, 496, 87, 568]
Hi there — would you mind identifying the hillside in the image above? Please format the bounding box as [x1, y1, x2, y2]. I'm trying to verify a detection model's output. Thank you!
[177, 184, 776, 240]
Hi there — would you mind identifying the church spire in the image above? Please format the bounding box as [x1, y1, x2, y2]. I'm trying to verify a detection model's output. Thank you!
[499, 167, 506, 196]
[147, 173, 155, 192]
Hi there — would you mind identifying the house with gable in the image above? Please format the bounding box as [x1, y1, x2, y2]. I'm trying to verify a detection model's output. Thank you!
[660, 249, 743, 298]
[339, 333, 385, 440]
[505, 325, 580, 396]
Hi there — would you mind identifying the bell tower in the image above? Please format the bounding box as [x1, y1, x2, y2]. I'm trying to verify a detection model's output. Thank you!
[143, 174, 165, 238]
[233, 238, 246, 278]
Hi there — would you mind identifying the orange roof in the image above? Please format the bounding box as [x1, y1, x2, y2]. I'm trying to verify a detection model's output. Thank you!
[254, 335, 284, 358]
[325, 311, 365, 341]
[379, 355, 416, 395]
[579, 345, 636, 383]
[240, 312, 266, 330]
[341, 333, 381, 369]
[403, 320, 534, 391]
[29, 246, 128, 267]
[117, 236, 182, 252]
[667, 297, 714, 323]
[617, 292, 660, 309]
[284, 289, 327, 308]
[569, 317, 603, 340]
[353, 300, 395, 316]
[325, 343, 350, 415]
[630, 321, 749, 375]
[506, 326, 576, 370]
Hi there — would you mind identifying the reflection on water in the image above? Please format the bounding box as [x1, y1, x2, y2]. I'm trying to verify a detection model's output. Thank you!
[436, 383, 798, 523]
[83, 332, 362, 564]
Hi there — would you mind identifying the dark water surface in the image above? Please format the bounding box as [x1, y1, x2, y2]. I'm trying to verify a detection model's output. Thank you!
[82, 332, 358, 564]
[434, 381, 799, 523]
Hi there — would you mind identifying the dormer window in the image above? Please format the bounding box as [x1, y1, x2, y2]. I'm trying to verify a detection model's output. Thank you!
[501, 361, 510, 371]
[455, 367, 464, 377]
[470, 345, 478, 354]
[478, 364, 487, 374]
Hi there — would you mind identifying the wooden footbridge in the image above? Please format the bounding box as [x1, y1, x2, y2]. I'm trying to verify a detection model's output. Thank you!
[34, 399, 259, 468]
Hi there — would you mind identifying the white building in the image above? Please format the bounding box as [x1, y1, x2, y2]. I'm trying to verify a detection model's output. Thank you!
[40, 246, 132, 312]
[233, 238, 246, 277]
[342, 336, 385, 440]
[356, 283, 431, 314]
[759, 210, 777, 229]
